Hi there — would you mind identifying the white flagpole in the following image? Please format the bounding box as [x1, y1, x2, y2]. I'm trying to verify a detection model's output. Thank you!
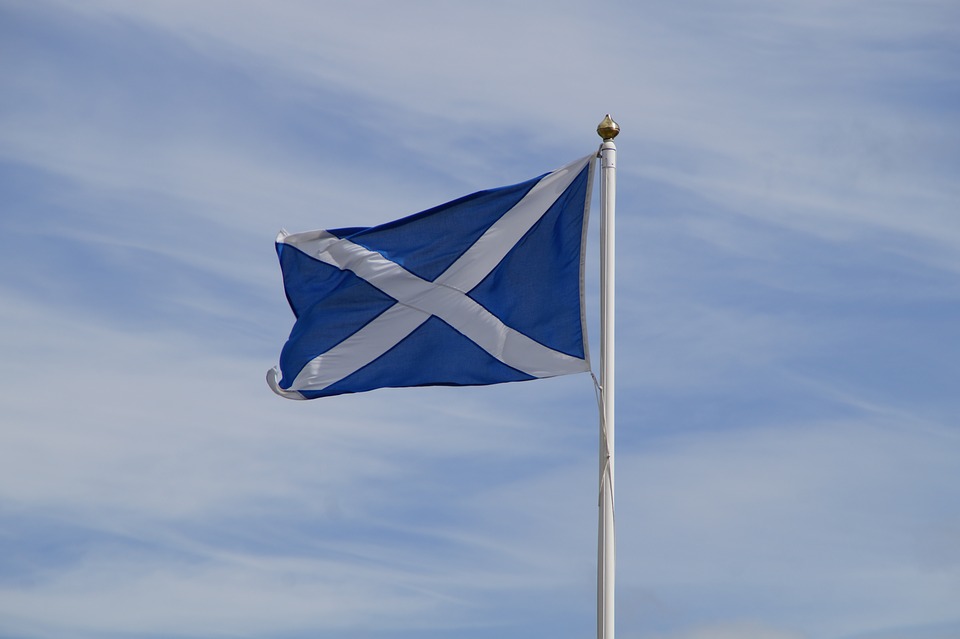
[597, 114, 619, 639]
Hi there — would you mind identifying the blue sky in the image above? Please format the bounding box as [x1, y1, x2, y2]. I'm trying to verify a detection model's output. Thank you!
[1, 1, 959, 638]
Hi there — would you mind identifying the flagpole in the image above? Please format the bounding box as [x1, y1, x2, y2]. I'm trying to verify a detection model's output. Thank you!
[597, 114, 619, 639]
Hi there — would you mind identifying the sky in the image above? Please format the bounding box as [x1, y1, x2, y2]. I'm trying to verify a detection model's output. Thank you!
[1, 1, 959, 638]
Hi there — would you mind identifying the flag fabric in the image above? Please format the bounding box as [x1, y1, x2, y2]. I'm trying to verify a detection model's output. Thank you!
[267, 153, 595, 400]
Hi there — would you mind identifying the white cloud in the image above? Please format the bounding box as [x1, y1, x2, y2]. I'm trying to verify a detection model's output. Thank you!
[616, 415, 960, 637]
[646, 620, 806, 639]
[1, 1, 958, 638]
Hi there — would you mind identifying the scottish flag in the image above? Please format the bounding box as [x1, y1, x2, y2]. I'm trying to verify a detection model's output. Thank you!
[268, 154, 595, 399]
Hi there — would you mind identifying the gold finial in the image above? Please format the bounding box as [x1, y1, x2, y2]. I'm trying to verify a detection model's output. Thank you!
[597, 114, 620, 140]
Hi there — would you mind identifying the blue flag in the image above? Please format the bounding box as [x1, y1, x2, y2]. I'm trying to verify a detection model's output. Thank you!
[268, 154, 595, 399]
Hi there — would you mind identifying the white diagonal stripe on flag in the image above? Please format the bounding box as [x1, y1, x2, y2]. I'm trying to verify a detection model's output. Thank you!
[278, 154, 592, 393]
[437, 155, 591, 292]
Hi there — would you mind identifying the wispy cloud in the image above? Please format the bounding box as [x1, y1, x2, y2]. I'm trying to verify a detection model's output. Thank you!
[1, 1, 958, 638]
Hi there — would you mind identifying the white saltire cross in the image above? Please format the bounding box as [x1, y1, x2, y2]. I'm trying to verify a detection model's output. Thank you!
[268, 154, 592, 399]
